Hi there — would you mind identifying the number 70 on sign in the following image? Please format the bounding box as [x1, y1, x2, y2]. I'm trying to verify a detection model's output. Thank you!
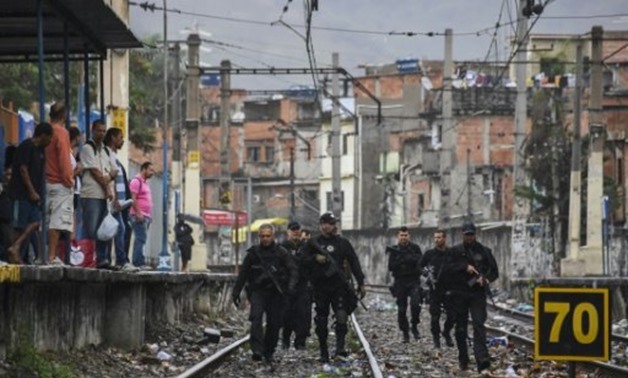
[534, 287, 610, 362]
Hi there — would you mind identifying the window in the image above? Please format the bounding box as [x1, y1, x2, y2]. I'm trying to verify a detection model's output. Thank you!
[247, 146, 260, 162]
[265, 146, 275, 162]
[417, 193, 425, 217]
[326, 191, 345, 211]
[303, 190, 318, 202]
[342, 134, 349, 155]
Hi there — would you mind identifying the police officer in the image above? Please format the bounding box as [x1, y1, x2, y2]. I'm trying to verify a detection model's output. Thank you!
[305, 213, 366, 362]
[280, 220, 312, 350]
[445, 222, 498, 373]
[232, 223, 298, 366]
[387, 226, 423, 342]
[418, 229, 454, 348]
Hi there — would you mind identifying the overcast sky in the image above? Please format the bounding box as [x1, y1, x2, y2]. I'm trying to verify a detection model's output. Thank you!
[128, 0, 628, 89]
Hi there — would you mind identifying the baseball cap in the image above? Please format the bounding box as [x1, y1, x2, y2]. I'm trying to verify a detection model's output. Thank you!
[287, 221, 301, 230]
[462, 222, 476, 235]
[319, 212, 337, 224]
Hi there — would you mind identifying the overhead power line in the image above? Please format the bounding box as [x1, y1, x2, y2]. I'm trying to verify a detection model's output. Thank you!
[130, 1, 628, 39]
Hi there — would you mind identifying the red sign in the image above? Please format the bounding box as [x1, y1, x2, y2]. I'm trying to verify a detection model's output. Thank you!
[203, 210, 248, 226]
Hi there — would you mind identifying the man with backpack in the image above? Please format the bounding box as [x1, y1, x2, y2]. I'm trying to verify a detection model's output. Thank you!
[80, 120, 118, 269]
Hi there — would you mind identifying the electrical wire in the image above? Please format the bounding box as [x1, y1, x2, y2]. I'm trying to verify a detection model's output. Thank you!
[130, 2, 628, 39]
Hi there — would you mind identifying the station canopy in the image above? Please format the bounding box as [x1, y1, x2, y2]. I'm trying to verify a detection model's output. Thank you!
[0, 0, 142, 61]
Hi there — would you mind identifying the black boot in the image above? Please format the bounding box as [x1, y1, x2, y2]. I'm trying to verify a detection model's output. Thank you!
[432, 334, 441, 349]
[402, 331, 410, 343]
[319, 341, 329, 362]
[411, 324, 420, 340]
[335, 336, 348, 357]
[444, 333, 454, 347]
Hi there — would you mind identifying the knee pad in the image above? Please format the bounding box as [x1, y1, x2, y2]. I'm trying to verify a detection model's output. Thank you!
[335, 310, 348, 325]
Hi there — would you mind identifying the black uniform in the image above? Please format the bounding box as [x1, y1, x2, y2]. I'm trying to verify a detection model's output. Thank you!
[419, 247, 455, 347]
[444, 240, 498, 371]
[232, 242, 298, 362]
[174, 220, 194, 263]
[387, 242, 423, 341]
[305, 233, 365, 361]
[280, 238, 312, 350]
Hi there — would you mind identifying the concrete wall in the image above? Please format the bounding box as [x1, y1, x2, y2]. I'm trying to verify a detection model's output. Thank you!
[341, 226, 514, 290]
[0, 267, 235, 357]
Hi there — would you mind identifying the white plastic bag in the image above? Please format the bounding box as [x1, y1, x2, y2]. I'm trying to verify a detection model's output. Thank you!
[69, 244, 85, 266]
[97, 212, 119, 241]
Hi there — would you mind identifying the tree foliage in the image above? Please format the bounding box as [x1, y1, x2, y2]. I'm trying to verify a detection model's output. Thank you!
[0, 61, 96, 119]
[128, 35, 164, 151]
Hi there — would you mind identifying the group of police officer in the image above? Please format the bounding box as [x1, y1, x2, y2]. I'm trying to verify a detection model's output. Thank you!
[388, 222, 499, 373]
[231, 214, 498, 374]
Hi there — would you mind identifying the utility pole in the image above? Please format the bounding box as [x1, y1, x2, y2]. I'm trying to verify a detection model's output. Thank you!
[331, 52, 342, 222]
[171, 41, 182, 272]
[157, 0, 172, 271]
[562, 39, 584, 276]
[582, 26, 605, 275]
[439, 28, 454, 228]
[172, 42, 182, 194]
[182, 32, 204, 269]
[510, 0, 529, 277]
[290, 147, 296, 220]
[467, 148, 472, 219]
[219, 59, 232, 209]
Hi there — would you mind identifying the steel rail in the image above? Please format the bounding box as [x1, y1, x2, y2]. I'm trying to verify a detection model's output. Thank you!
[486, 325, 628, 377]
[175, 335, 250, 378]
[350, 313, 384, 378]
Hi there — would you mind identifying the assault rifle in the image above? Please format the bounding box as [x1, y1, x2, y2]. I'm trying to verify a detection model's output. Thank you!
[385, 246, 400, 254]
[466, 245, 497, 307]
[308, 240, 367, 311]
[248, 246, 285, 296]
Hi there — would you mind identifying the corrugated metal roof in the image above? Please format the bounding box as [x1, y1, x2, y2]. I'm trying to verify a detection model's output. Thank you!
[0, 0, 142, 60]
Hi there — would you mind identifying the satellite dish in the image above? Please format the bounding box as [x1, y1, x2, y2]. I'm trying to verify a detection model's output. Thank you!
[421, 76, 433, 91]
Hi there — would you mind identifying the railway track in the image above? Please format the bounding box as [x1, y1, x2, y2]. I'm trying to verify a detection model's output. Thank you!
[174, 288, 628, 377]
[174, 311, 384, 378]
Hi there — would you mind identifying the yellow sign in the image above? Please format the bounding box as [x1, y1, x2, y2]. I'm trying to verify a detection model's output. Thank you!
[534, 287, 610, 361]
[188, 150, 199, 163]
[0, 265, 20, 283]
[112, 108, 127, 137]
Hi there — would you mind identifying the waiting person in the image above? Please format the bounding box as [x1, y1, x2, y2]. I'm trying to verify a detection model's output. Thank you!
[69, 126, 83, 237]
[280, 221, 312, 350]
[387, 226, 423, 342]
[0, 165, 12, 262]
[80, 120, 117, 269]
[174, 214, 194, 272]
[305, 212, 366, 362]
[45, 103, 74, 264]
[419, 229, 455, 348]
[104, 128, 137, 271]
[445, 222, 499, 373]
[232, 224, 297, 367]
[130, 161, 154, 269]
[7, 123, 53, 264]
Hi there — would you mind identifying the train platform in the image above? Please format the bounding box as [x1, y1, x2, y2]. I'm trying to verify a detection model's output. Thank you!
[0, 265, 235, 357]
